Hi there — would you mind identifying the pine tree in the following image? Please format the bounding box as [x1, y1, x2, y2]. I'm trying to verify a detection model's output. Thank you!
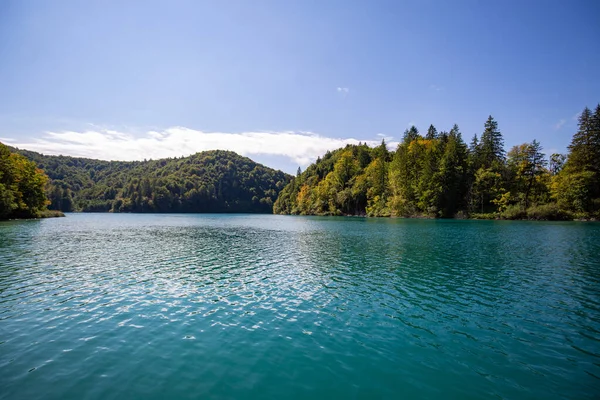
[469, 134, 479, 153]
[373, 139, 389, 161]
[567, 107, 594, 172]
[549, 153, 566, 175]
[403, 126, 420, 143]
[569, 105, 600, 194]
[588, 104, 600, 178]
[555, 105, 600, 212]
[479, 115, 505, 168]
[437, 125, 468, 216]
[425, 124, 438, 140]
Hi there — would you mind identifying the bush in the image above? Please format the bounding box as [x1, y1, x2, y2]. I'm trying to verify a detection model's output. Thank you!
[501, 205, 527, 220]
[470, 212, 498, 220]
[38, 210, 65, 218]
[526, 204, 573, 221]
[454, 211, 469, 219]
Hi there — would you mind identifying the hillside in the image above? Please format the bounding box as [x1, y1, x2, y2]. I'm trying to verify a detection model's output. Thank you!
[274, 106, 600, 220]
[12, 147, 292, 213]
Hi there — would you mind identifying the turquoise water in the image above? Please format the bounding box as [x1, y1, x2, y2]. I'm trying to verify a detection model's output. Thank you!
[1, 214, 599, 399]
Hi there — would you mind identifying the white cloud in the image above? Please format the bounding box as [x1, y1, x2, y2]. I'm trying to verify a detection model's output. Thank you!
[554, 119, 566, 130]
[9, 128, 385, 167]
[429, 84, 443, 92]
[376, 133, 394, 143]
[336, 87, 349, 94]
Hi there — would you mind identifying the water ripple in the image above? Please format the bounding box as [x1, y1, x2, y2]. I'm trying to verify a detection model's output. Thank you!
[1, 215, 599, 399]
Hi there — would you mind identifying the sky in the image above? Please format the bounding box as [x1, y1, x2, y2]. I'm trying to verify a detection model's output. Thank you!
[0, 0, 599, 174]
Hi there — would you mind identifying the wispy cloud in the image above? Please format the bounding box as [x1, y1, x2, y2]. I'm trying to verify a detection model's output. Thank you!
[429, 84, 443, 92]
[336, 87, 350, 95]
[7, 128, 386, 167]
[554, 119, 566, 130]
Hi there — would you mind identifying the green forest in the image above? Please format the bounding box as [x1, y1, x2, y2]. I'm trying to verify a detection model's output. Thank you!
[1, 103, 599, 220]
[274, 104, 600, 220]
[2, 147, 291, 215]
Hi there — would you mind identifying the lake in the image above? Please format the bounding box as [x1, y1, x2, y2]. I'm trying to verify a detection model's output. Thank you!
[1, 214, 599, 399]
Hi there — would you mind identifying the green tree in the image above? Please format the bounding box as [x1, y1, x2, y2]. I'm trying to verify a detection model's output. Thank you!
[364, 157, 389, 216]
[467, 116, 507, 214]
[415, 135, 443, 215]
[479, 116, 505, 169]
[372, 139, 389, 161]
[507, 140, 547, 208]
[388, 127, 423, 215]
[436, 125, 469, 216]
[425, 124, 438, 140]
[549, 153, 566, 175]
[551, 170, 595, 214]
[472, 167, 505, 213]
[0, 143, 49, 219]
[551, 105, 600, 214]
[567, 107, 598, 172]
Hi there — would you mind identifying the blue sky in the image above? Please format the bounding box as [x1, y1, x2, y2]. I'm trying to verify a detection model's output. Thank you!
[0, 0, 598, 174]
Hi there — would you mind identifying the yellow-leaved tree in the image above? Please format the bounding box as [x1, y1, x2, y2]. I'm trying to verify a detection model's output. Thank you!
[0, 142, 49, 219]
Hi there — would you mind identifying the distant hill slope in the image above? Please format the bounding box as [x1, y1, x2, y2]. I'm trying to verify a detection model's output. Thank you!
[11, 146, 292, 213]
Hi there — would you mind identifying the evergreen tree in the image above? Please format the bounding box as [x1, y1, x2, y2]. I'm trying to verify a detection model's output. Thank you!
[549, 153, 566, 175]
[373, 139, 389, 161]
[403, 126, 420, 143]
[566, 104, 600, 191]
[552, 105, 600, 214]
[479, 115, 505, 168]
[425, 125, 438, 140]
[468, 134, 481, 168]
[437, 125, 469, 216]
[567, 107, 595, 171]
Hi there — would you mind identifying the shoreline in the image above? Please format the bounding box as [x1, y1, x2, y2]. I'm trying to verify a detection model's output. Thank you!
[29, 210, 597, 222]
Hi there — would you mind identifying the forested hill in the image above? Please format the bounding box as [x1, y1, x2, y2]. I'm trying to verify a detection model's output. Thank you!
[11, 148, 292, 213]
[274, 105, 600, 220]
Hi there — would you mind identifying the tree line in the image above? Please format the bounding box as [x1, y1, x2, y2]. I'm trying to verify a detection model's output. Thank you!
[3, 103, 598, 220]
[274, 104, 600, 220]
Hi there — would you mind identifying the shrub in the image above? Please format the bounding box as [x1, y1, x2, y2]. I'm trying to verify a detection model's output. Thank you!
[501, 205, 527, 220]
[526, 204, 573, 221]
[38, 210, 65, 218]
[470, 212, 498, 220]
